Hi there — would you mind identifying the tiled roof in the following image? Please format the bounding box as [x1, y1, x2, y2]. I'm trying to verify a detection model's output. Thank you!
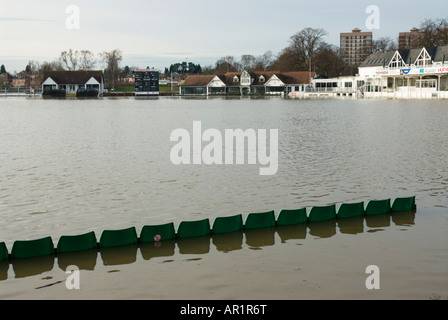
[432, 45, 448, 62]
[184, 71, 314, 87]
[181, 75, 215, 86]
[360, 45, 448, 67]
[359, 51, 396, 67]
[42, 70, 103, 85]
[276, 71, 315, 84]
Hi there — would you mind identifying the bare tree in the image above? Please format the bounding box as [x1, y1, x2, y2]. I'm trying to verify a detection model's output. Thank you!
[289, 27, 329, 71]
[78, 50, 96, 70]
[437, 18, 448, 46]
[59, 49, 79, 70]
[254, 51, 275, 70]
[27, 60, 41, 88]
[100, 49, 123, 88]
[240, 54, 256, 71]
[25, 59, 64, 88]
[419, 18, 448, 47]
[372, 37, 397, 53]
[215, 56, 240, 73]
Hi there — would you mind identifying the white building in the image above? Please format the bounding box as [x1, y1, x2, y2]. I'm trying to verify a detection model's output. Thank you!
[180, 70, 315, 96]
[359, 46, 448, 99]
[312, 45, 448, 99]
[42, 71, 104, 97]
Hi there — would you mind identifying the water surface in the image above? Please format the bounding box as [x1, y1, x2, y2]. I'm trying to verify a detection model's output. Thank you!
[0, 97, 447, 299]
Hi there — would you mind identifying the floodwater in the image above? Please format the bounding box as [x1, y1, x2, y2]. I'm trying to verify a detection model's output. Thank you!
[0, 96, 447, 300]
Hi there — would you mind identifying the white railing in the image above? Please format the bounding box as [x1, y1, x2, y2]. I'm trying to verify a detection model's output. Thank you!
[306, 87, 357, 93]
[0, 88, 42, 96]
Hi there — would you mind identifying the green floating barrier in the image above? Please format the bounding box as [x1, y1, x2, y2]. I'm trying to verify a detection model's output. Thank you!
[276, 208, 307, 226]
[11, 236, 55, 259]
[337, 202, 365, 219]
[140, 222, 176, 243]
[177, 218, 211, 239]
[244, 210, 276, 230]
[212, 214, 243, 234]
[365, 199, 391, 215]
[57, 231, 98, 254]
[391, 196, 416, 212]
[99, 226, 138, 248]
[0, 242, 8, 261]
[308, 204, 337, 222]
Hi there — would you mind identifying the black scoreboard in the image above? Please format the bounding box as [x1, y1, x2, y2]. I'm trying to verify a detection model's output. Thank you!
[134, 69, 159, 95]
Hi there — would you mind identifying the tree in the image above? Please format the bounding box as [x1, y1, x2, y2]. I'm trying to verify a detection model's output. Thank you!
[59, 49, 79, 70]
[59, 49, 96, 70]
[288, 27, 329, 71]
[0, 64, 5, 74]
[100, 49, 123, 88]
[26, 60, 41, 88]
[254, 51, 275, 70]
[25, 60, 63, 88]
[419, 18, 448, 47]
[240, 54, 256, 71]
[314, 44, 347, 77]
[195, 64, 202, 74]
[215, 56, 240, 73]
[201, 65, 215, 75]
[78, 50, 96, 70]
[121, 65, 130, 77]
[372, 37, 397, 53]
[271, 47, 300, 71]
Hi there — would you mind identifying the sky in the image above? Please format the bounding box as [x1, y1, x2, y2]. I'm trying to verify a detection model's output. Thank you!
[0, 0, 446, 74]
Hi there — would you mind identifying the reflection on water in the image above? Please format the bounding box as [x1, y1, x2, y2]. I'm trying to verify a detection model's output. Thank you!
[140, 240, 176, 260]
[11, 255, 54, 279]
[100, 244, 138, 266]
[0, 211, 415, 280]
[211, 232, 243, 253]
[58, 249, 97, 271]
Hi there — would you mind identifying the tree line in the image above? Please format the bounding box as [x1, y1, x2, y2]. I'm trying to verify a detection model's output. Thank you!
[199, 17, 448, 78]
[1, 17, 446, 88]
[0, 49, 124, 89]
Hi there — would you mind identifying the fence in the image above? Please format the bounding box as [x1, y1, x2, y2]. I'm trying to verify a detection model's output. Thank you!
[0, 196, 416, 262]
[0, 87, 42, 96]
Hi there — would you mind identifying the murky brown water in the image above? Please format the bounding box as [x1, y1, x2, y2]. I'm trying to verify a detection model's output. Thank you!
[0, 97, 447, 300]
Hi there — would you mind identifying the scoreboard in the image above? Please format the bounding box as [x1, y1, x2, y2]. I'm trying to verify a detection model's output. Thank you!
[134, 69, 159, 95]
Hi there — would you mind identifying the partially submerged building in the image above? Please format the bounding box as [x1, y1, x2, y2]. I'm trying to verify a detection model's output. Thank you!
[359, 45, 448, 99]
[312, 45, 448, 99]
[180, 71, 315, 96]
[41, 70, 104, 97]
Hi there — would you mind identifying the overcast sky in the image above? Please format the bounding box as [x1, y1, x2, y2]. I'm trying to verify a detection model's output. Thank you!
[0, 0, 446, 73]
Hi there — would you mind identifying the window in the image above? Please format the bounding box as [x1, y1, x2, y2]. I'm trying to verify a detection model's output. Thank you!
[233, 76, 239, 83]
[259, 75, 265, 83]
[415, 48, 432, 67]
[416, 79, 436, 88]
[241, 78, 250, 85]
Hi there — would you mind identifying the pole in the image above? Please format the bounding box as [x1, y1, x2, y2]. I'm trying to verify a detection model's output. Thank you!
[309, 56, 312, 86]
